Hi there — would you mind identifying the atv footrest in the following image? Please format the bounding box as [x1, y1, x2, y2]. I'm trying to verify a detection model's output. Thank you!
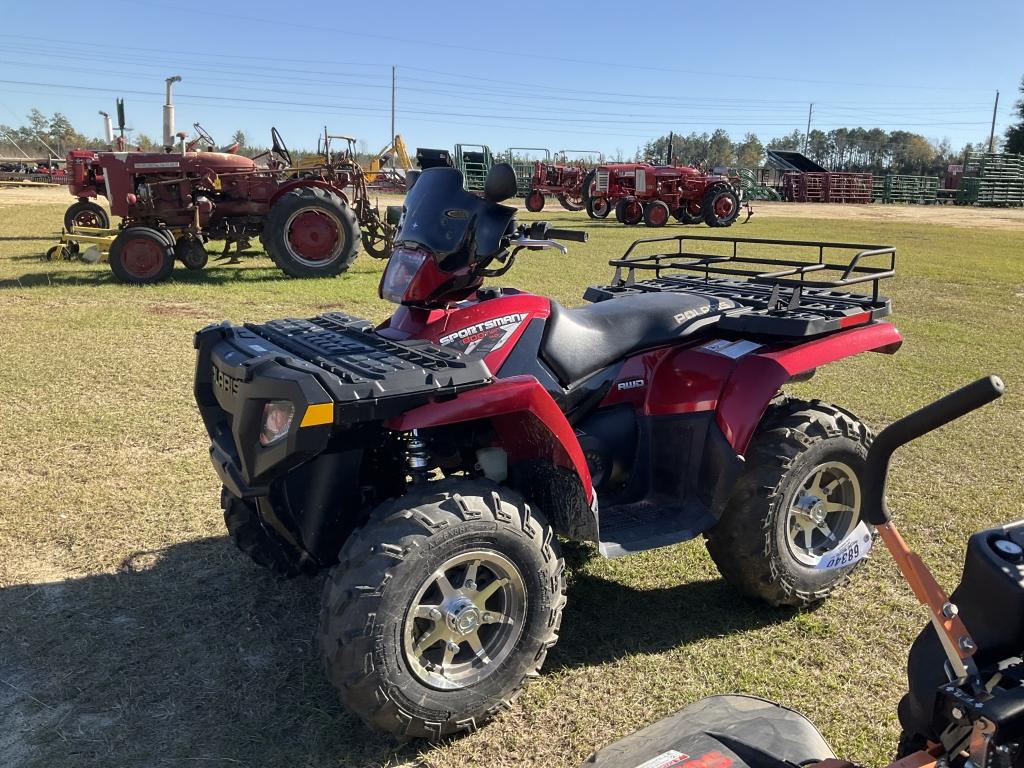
[598, 500, 715, 558]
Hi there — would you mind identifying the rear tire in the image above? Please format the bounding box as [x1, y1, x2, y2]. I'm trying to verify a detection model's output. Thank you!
[525, 190, 545, 212]
[64, 199, 110, 230]
[263, 186, 359, 278]
[615, 197, 643, 225]
[702, 183, 741, 227]
[318, 479, 566, 739]
[643, 200, 671, 227]
[705, 399, 873, 608]
[108, 226, 175, 284]
[586, 195, 611, 219]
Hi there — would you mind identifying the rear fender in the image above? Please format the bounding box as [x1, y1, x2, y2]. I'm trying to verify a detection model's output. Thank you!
[716, 321, 902, 454]
[386, 375, 594, 504]
[268, 178, 349, 207]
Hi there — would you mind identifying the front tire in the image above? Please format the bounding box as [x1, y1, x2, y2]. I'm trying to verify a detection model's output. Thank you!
[222, 488, 308, 578]
[524, 190, 545, 212]
[615, 197, 643, 225]
[263, 186, 359, 278]
[586, 195, 610, 219]
[705, 399, 873, 608]
[64, 199, 110, 230]
[318, 479, 566, 739]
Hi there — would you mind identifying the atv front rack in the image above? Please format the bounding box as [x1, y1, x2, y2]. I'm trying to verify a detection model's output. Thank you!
[585, 234, 896, 338]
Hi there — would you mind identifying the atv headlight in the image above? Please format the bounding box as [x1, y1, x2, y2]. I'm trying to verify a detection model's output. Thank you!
[259, 400, 295, 446]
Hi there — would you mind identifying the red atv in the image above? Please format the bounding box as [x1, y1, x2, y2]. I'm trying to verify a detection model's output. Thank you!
[588, 162, 742, 227]
[194, 164, 901, 739]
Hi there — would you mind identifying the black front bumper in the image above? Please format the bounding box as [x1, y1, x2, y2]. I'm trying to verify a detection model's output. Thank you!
[193, 313, 493, 498]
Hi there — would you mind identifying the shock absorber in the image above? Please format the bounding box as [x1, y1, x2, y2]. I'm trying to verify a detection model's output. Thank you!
[405, 429, 431, 483]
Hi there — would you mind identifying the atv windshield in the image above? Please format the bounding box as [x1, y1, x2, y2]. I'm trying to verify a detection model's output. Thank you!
[395, 167, 516, 270]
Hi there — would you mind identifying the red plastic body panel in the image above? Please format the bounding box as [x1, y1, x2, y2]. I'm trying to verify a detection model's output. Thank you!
[600, 321, 902, 455]
[387, 375, 593, 503]
[716, 322, 903, 453]
[380, 292, 551, 373]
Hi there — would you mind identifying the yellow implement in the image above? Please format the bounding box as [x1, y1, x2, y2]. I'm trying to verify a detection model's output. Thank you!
[44, 225, 120, 263]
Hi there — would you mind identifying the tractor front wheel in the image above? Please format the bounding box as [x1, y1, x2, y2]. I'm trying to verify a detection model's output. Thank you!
[64, 200, 110, 230]
[615, 197, 643, 225]
[705, 399, 873, 608]
[108, 226, 175, 284]
[525, 190, 546, 212]
[263, 187, 359, 278]
[702, 183, 741, 227]
[643, 200, 671, 227]
[673, 202, 703, 224]
[586, 196, 611, 219]
[175, 238, 209, 270]
[318, 479, 566, 739]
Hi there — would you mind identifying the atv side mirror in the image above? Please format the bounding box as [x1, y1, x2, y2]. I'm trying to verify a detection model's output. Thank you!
[484, 163, 517, 203]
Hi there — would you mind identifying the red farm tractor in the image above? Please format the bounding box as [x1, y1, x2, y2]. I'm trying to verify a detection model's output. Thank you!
[587, 162, 743, 228]
[62, 78, 384, 284]
[516, 149, 602, 213]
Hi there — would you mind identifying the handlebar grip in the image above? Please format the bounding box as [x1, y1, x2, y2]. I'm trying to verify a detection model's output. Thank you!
[545, 228, 588, 243]
[862, 375, 1004, 526]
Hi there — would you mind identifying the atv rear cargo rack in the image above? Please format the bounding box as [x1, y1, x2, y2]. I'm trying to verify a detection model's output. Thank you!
[585, 234, 896, 338]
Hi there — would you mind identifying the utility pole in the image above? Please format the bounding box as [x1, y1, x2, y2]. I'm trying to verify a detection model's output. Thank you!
[989, 90, 1000, 153]
[804, 103, 813, 153]
[667, 131, 674, 165]
[390, 66, 396, 170]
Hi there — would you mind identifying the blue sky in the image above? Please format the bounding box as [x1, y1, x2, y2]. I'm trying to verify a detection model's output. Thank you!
[1, 0, 1021, 156]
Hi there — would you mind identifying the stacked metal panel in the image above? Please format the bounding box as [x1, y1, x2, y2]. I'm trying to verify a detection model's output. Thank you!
[956, 152, 1024, 206]
[873, 175, 940, 204]
[783, 172, 873, 203]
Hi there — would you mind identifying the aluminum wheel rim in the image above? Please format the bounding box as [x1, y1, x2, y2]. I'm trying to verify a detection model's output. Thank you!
[785, 460, 861, 566]
[402, 549, 527, 691]
[283, 207, 344, 266]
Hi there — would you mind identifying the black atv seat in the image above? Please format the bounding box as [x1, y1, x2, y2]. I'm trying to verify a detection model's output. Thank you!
[541, 292, 737, 385]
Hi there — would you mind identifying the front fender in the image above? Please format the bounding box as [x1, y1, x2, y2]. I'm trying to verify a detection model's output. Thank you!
[717, 321, 903, 454]
[386, 375, 594, 504]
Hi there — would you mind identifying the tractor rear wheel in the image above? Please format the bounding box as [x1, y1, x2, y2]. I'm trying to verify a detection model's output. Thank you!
[175, 238, 209, 270]
[702, 183, 741, 227]
[263, 187, 359, 278]
[318, 479, 566, 739]
[643, 200, 671, 227]
[580, 169, 597, 205]
[108, 226, 176, 284]
[705, 399, 873, 608]
[586, 196, 611, 219]
[64, 200, 110, 230]
[525, 190, 545, 212]
[615, 197, 643, 225]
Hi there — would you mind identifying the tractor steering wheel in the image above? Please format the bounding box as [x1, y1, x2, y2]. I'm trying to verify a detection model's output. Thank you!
[271, 127, 292, 167]
[187, 123, 217, 152]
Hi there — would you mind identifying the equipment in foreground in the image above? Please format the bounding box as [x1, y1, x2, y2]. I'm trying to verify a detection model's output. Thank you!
[194, 163, 902, 738]
[588, 162, 746, 227]
[583, 376, 1019, 768]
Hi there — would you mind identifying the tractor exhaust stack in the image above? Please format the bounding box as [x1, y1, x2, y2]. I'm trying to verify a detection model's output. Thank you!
[99, 111, 114, 148]
[163, 75, 182, 151]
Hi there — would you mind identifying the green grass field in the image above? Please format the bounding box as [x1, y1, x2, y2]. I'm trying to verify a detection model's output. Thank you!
[1, 189, 1022, 768]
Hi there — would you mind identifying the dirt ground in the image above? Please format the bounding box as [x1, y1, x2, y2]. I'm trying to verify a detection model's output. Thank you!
[5, 183, 1024, 230]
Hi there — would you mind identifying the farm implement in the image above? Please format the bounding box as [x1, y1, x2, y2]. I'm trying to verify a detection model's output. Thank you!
[194, 163, 904, 739]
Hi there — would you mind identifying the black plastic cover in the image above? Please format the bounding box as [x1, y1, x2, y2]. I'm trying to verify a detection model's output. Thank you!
[395, 167, 516, 264]
[581, 695, 834, 768]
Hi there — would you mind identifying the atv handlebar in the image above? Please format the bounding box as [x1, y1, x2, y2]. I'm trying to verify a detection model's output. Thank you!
[545, 228, 589, 243]
[862, 375, 1004, 526]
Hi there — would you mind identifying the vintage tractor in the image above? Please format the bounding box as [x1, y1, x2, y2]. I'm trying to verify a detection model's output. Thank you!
[519, 149, 600, 213]
[587, 162, 742, 228]
[61, 80, 393, 283]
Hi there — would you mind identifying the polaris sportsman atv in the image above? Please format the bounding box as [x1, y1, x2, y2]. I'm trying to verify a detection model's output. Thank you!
[584, 376, 1022, 768]
[193, 164, 902, 738]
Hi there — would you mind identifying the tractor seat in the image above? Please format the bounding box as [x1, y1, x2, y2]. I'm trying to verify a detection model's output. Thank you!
[541, 292, 737, 386]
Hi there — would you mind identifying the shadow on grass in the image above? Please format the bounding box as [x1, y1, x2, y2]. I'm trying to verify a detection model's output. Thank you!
[0, 538, 787, 767]
[0, 265, 299, 290]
